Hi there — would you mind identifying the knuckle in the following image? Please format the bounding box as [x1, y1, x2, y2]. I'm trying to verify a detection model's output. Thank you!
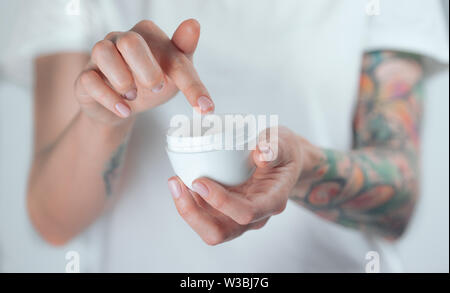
[177, 205, 191, 219]
[257, 222, 267, 230]
[116, 31, 143, 51]
[253, 219, 269, 230]
[274, 201, 287, 215]
[96, 88, 111, 103]
[176, 201, 193, 219]
[79, 70, 98, 88]
[213, 193, 228, 210]
[104, 31, 119, 41]
[141, 72, 164, 89]
[203, 238, 218, 246]
[204, 227, 226, 246]
[238, 207, 256, 225]
[115, 76, 134, 93]
[170, 53, 188, 73]
[92, 40, 114, 61]
[135, 19, 155, 30]
[183, 81, 204, 97]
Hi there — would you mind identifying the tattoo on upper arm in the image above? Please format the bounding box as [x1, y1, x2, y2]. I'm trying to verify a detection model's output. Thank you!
[354, 51, 424, 150]
[103, 141, 127, 197]
[291, 51, 424, 239]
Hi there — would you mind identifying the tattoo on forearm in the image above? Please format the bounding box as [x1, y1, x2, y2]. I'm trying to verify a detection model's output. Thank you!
[291, 51, 424, 239]
[103, 141, 127, 197]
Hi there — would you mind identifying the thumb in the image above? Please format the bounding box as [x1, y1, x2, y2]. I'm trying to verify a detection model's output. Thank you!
[171, 18, 201, 59]
[253, 128, 286, 169]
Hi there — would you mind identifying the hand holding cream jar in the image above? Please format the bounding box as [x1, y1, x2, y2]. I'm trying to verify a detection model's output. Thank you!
[166, 114, 258, 188]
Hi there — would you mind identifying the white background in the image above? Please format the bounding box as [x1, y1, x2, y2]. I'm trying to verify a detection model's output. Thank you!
[0, 1, 448, 272]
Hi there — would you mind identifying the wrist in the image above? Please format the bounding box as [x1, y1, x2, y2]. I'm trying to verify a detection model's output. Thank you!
[78, 110, 135, 142]
[295, 136, 324, 181]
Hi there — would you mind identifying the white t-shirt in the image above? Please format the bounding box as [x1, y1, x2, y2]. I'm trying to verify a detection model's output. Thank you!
[2, 0, 448, 272]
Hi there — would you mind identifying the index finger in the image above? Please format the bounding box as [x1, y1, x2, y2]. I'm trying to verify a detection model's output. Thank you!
[192, 178, 260, 225]
[193, 177, 288, 225]
[131, 20, 214, 114]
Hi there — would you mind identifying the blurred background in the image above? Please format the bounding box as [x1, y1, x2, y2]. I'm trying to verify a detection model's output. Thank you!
[0, 1, 448, 272]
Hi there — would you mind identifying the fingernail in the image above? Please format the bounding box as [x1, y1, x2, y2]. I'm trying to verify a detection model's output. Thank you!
[152, 81, 164, 93]
[115, 103, 131, 118]
[259, 149, 274, 162]
[192, 182, 209, 198]
[168, 180, 182, 199]
[124, 88, 137, 100]
[197, 96, 214, 113]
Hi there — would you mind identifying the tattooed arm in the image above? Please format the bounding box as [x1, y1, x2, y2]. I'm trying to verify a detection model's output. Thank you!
[167, 51, 423, 245]
[290, 51, 424, 239]
[169, 51, 424, 245]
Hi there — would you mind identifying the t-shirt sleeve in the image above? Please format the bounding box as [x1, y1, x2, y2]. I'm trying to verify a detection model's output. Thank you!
[0, 0, 110, 86]
[364, 0, 449, 66]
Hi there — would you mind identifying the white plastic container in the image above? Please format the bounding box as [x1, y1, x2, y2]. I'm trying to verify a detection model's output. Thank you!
[166, 114, 256, 188]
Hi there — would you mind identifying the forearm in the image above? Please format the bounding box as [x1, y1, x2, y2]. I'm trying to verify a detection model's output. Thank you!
[290, 145, 418, 239]
[290, 51, 424, 239]
[27, 111, 134, 245]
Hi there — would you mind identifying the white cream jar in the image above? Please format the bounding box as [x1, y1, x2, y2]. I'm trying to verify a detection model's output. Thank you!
[166, 114, 257, 188]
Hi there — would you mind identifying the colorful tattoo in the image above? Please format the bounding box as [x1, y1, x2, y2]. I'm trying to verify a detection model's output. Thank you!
[291, 51, 424, 239]
[103, 141, 127, 197]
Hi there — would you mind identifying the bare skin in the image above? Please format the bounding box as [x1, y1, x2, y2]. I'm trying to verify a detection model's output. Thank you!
[27, 18, 423, 246]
